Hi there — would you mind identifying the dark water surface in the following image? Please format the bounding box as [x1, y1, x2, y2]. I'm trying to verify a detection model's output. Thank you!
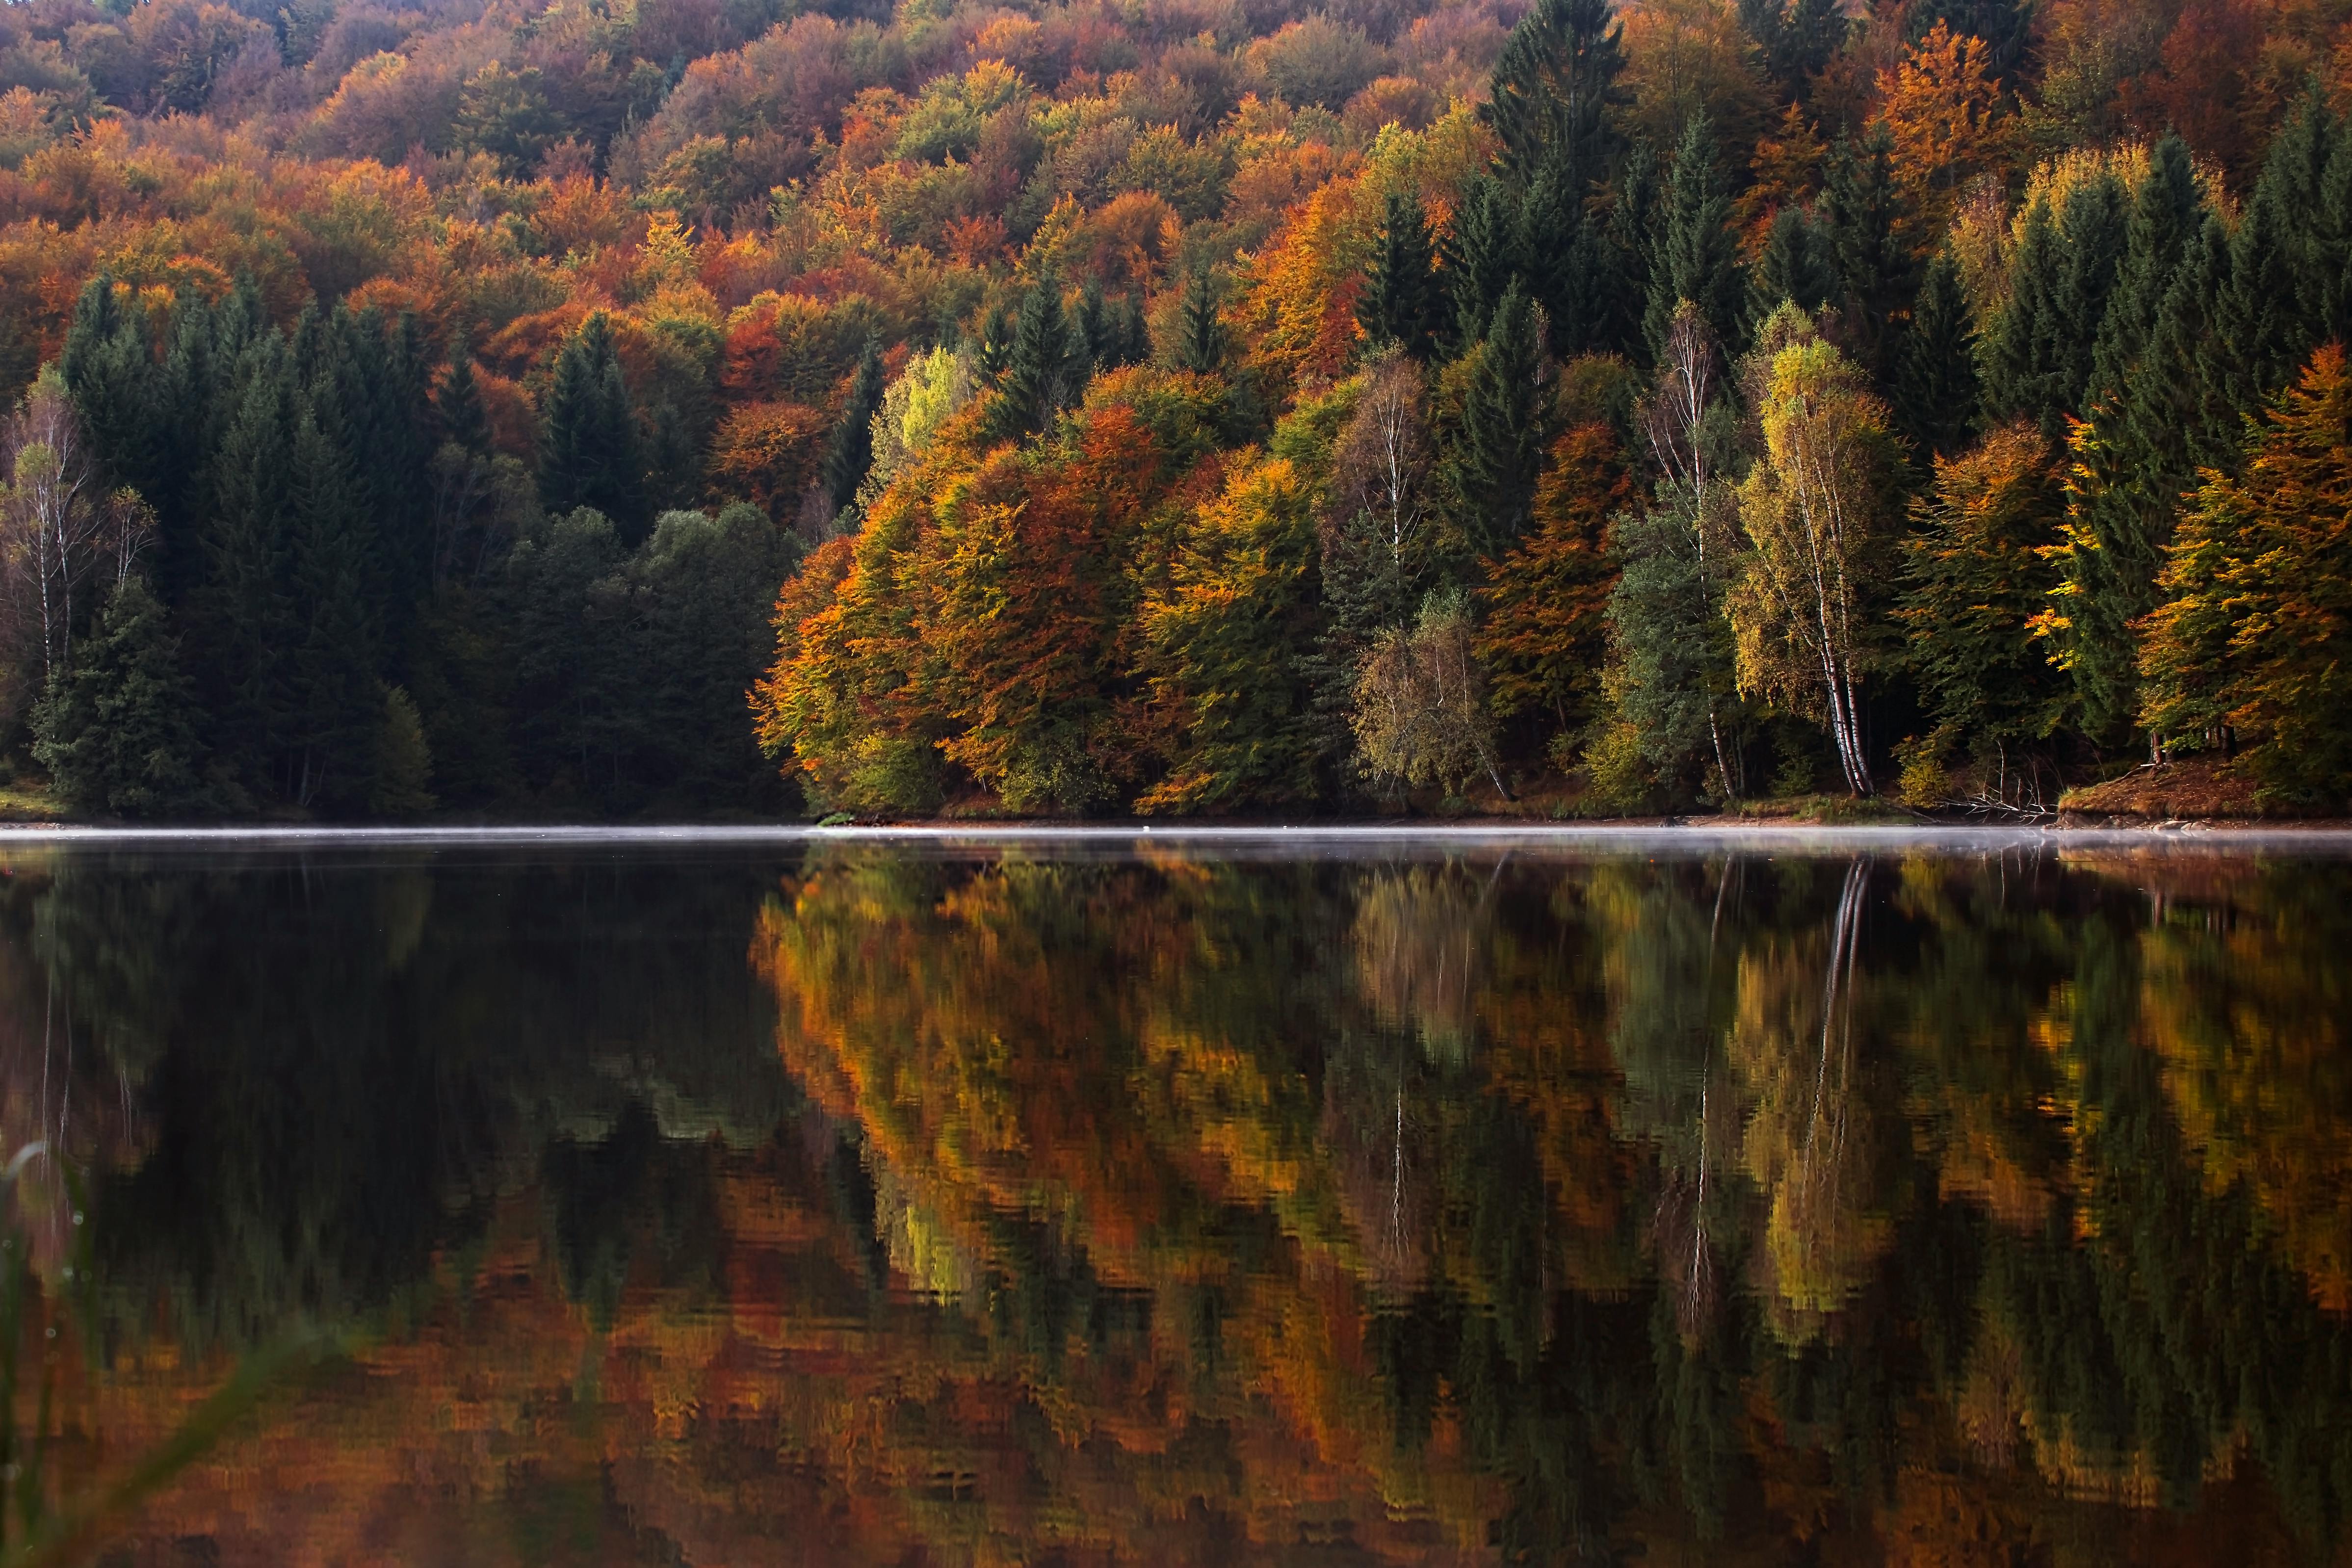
[2, 829, 2350, 1565]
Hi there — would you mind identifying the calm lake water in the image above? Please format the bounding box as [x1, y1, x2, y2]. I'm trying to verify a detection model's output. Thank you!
[1, 828, 2349, 1565]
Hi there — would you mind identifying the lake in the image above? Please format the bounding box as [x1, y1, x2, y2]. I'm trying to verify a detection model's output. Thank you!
[0, 827, 2348, 1565]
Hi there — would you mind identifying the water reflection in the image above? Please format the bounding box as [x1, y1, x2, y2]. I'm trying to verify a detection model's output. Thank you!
[0, 837, 2347, 1563]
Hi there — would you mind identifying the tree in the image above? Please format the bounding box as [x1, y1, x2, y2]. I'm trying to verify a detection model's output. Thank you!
[0, 374, 148, 702]
[1614, 302, 1745, 800]
[1138, 453, 1326, 812]
[1445, 176, 1527, 345]
[1896, 423, 2068, 787]
[437, 333, 490, 456]
[1359, 190, 1451, 360]
[1173, 270, 1228, 376]
[821, 339, 885, 519]
[1749, 205, 1834, 327]
[1351, 589, 1507, 801]
[2086, 134, 2204, 413]
[1817, 126, 1916, 378]
[1645, 115, 1746, 364]
[1735, 0, 1844, 99]
[370, 685, 436, 818]
[2140, 345, 2352, 805]
[31, 575, 208, 817]
[1984, 174, 2129, 439]
[1892, 252, 1980, 465]
[538, 313, 648, 545]
[1476, 421, 1634, 737]
[1730, 316, 1894, 795]
[1486, 0, 1628, 192]
[1871, 22, 2011, 234]
[992, 282, 1084, 441]
[1454, 285, 1550, 558]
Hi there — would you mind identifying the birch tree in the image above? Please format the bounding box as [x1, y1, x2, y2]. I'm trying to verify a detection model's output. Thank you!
[1730, 313, 1892, 796]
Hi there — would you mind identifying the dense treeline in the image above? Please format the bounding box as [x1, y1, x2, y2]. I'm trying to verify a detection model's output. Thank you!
[2, 0, 2352, 812]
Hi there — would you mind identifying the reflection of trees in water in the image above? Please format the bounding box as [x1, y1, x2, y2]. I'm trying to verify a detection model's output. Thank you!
[3, 844, 2352, 1561]
[0, 849, 794, 1347]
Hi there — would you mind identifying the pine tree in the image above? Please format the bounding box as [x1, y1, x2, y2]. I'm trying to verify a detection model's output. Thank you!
[993, 283, 1083, 440]
[1174, 270, 1227, 375]
[1645, 115, 1746, 364]
[1737, 0, 1846, 98]
[1748, 206, 1835, 325]
[2141, 344, 2352, 802]
[538, 313, 649, 544]
[1485, 0, 1628, 192]
[2056, 213, 2235, 744]
[975, 300, 1018, 379]
[370, 685, 437, 818]
[1818, 125, 1917, 377]
[1455, 284, 1549, 558]
[437, 332, 491, 455]
[1897, 423, 2068, 758]
[1983, 174, 2127, 440]
[60, 275, 167, 513]
[1359, 189, 1451, 359]
[287, 400, 382, 811]
[31, 576, 209, 817]
[822, 339, 885, 516]
[2087, 133, 2203, 410]
[1893, 251, 1979, 464]
[1446, 175, 1526, 344]
[197, 334, 303, 792]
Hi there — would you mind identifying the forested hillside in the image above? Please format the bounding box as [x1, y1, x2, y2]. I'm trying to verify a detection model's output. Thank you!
[0, 0, 2347, 817]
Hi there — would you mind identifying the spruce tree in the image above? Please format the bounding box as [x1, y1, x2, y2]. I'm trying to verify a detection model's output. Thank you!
[287, 401, 382, 810]
[1174, 270, 1227, 375]
[60, 276, 165, 509]
[1748, 205, 1834, 326]
[1359, 189, 1451, 359]
[2088, 134, 2204, 410]
[1893, 252, 1979, 465]
[1446, 175, 1526, 344]
[1455, 284, 1549, 558]
[1985, 174, 2126, 439]
[993, 282, 1082, 440]
[538, 313, 649, 544]
[196, 335, 303, 790]
[822, 339, 885, 516]
[31, 577, 209, 818]
[437, 333, 490, 455]
[1485, 0, 1628, 192]
[1736, 0, 1846, 98]
[1645, 115, 1746, 364]
[1603, 138, 1663, 358]
[1818, 125, 1917, 376]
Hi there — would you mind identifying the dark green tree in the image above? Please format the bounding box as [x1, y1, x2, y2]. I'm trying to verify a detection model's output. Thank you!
[1359, 189, 1452, 359]
[1905, 0, 2033, 84]
[1892, 252, 1979, 464]
[1645, 116, 1746, 363]
[436, 333, 491, 455]
[1818, 126, 1918, 377]
[1736, 0, 1845, 99]
[991, 283, 1083, 441]
[538, 313, 649, 545]
[195, 335, 303, 794]
[1174, 270, 1228, 375]
[1485, 0, 1628, 192]
[1446, 175, 1526, 344]
[1748, 205, 1835, 326]
[822, 339, 885, 517]
[31, 577, 210, 818]
[2087, 133, 2204, 409]
[1454, 285, 1549, 558]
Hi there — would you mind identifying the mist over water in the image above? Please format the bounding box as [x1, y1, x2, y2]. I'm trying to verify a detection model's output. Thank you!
[0, 834, 2347, 1564]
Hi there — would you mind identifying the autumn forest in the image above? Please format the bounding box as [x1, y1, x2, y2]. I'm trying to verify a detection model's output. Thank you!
[0, 0, 2349, 816]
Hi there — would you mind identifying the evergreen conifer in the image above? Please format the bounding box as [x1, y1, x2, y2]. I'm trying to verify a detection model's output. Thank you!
[538, 313, 649, 544]
[1358, 189, 1451, 359]
[1893, 252, 1979, 464]
[1455, 285, 1549, 557]
[823, 340, 886, 516]
[1646, 116, 1746, 363]
[32, 576, 210, 818]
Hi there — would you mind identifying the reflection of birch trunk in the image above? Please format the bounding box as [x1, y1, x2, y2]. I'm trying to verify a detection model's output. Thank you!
[1798, 857, 1869, 1251]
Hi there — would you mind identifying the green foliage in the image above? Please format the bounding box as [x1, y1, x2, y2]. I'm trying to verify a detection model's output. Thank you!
[370, 685, 436, 818]
[1818, 126, 1917, 377]
[1358, 189, 1451, 361]
[1646, 116, 1746, 364]
[992, 282, 1083, 441]
[1485, 0, 1628, 193]
[538, 313, 649, 545]
[31, 577, 209, 817]
[1983, 173, 2128, 439]
[1893, 252, 1980, 464]
[822, 339, 885, 517]
[1453, 285, 1550, 558]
